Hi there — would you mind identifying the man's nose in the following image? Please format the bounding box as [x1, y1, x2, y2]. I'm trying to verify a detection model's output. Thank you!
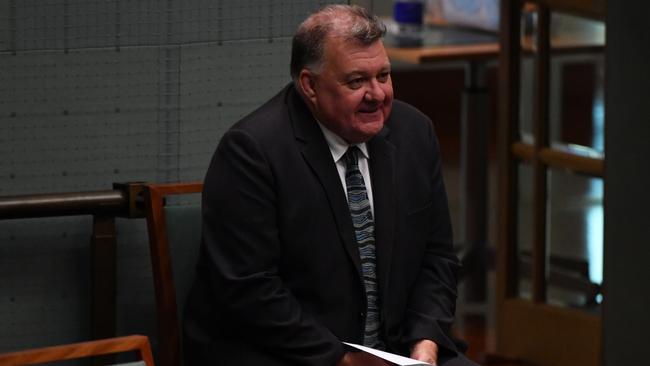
[364, 79, 386, 102]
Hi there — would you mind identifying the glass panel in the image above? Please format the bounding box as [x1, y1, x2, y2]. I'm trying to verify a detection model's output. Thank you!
[546, 168, 603, 311]
[516, 163, 534, 300]
[518, 56, 535, 145]
[518, 2, 537, 146]
[549, 12, 605, 155]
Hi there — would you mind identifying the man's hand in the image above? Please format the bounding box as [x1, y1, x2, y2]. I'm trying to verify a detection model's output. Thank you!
[410, 339, 439, 365]
[336, 351, 391, 366]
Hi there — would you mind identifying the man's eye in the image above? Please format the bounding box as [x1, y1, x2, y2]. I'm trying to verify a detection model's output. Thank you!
[347, 78, 363, 89]
[377, 72, 390, 82]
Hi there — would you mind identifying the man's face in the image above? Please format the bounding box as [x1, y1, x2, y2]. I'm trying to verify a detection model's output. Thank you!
[304, 37, 393, 144]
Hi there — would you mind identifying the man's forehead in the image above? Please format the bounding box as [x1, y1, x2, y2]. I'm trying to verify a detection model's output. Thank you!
[343, 60, 391, 75]
[324, 39, 389, 67]
[324, 36, 386, 57]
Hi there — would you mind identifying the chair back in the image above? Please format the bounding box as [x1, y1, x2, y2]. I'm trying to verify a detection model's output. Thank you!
[0, 335, 154, 366]
[164, 203, 202, 319]
[143, 182, 203, 366]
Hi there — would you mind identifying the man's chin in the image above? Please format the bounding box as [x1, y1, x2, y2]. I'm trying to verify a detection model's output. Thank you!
[347, 122, 384, 143]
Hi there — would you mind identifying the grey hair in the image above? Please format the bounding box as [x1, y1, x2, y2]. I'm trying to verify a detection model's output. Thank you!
[290, 5, 386, 80]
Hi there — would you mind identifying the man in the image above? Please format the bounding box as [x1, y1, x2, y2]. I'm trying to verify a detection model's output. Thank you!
[184, 5, 475, 366]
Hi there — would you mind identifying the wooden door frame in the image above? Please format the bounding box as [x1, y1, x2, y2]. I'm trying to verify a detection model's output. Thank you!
[496, 1, 604, 365]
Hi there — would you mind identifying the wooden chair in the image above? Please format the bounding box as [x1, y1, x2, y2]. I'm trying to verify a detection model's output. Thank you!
[0, 335, 154, 366]
[142, 182, 203, 366]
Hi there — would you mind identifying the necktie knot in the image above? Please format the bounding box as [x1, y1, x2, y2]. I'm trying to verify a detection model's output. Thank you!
[344, 146, 360, 168]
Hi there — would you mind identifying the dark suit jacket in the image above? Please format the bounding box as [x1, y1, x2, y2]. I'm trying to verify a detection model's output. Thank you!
[183, 83, 461, 366]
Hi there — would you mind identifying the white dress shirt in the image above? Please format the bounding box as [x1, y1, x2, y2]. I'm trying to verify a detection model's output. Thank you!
[317, 122, 375, 217]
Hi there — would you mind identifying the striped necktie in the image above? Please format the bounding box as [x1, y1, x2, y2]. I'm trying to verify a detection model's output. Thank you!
[344, 146, 384, 349]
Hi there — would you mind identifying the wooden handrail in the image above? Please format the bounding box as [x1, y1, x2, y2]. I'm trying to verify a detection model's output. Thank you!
[512, 142, 604, 177]
[0, 190, 127, 219]
[0, 183, 146, 360]
[539, 147, 604, 176]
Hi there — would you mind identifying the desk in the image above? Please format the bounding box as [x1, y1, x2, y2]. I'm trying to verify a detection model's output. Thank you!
[387, 14, 604, 62]
[385, 16, 604, 302]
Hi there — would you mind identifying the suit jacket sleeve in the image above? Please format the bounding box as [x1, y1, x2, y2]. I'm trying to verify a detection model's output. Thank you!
[401, 118, 461, 357]
[200, 128, 345, 366]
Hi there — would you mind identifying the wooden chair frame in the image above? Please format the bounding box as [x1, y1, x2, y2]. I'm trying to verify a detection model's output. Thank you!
[143, 182, 203, 366]
[0, 335, 154, 366]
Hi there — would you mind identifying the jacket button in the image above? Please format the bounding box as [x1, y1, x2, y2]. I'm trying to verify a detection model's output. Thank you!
[360, 312, 365, 318]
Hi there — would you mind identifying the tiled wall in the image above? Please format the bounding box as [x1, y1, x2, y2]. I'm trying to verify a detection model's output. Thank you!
[0, 0, 344, 353]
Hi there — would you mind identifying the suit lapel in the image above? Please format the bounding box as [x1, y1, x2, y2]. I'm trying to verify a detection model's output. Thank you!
[287, 86, 363, 276]
[368, 128, 397, 302]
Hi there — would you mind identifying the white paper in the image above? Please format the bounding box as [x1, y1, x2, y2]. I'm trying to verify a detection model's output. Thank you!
[343, 342, 435, 366]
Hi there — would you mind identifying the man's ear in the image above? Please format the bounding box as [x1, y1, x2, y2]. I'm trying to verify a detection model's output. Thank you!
[298, 69, 317, 104]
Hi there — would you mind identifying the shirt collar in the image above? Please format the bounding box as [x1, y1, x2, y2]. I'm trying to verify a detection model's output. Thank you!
[316, 121, 370, 163]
